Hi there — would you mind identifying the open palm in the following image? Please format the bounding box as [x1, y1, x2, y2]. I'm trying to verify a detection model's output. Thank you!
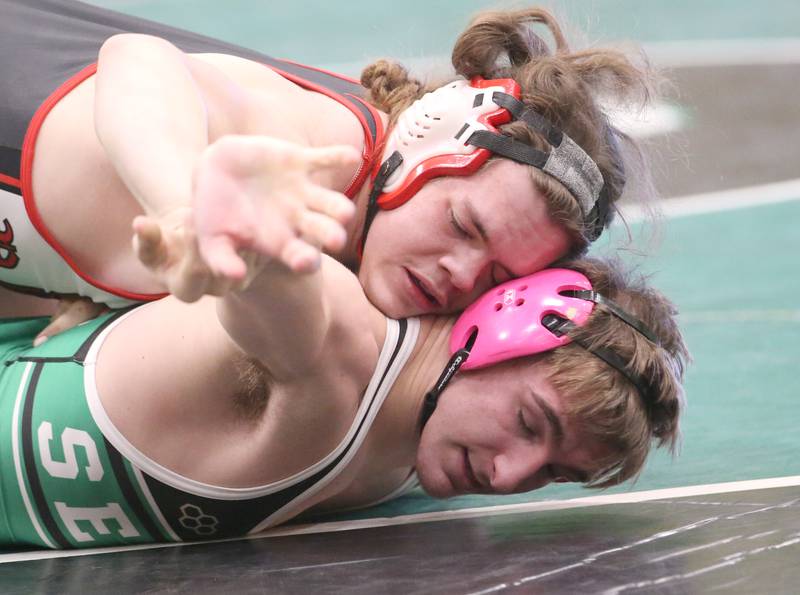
[133, 135, 360, 302]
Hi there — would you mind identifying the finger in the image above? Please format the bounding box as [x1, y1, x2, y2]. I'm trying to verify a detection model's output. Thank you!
[169, 250, 213, 303]
[34, 299, 107, 345]
[300, 144, 362, 172]
[296, 211, 348, 253]
[169, 274, 208, 303]
[132, 216, 168, 269]
[302, 186, 356, 225]
[198, 235, 249, 280]
[248, 219, 298, 263]
[50, 297, 76, 320]
[279, 237, 321, 273]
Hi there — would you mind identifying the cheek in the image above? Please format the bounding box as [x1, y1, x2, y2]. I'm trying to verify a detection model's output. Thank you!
[361, 210, 411, 268]
[434, 385, 497, 441]
[361, 205, 442, 272]
[415, 425, 449, 496]
[359, 214, 401, 285]
[370, 192, 444, 249]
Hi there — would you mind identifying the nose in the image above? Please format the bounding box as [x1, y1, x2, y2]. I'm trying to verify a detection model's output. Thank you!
[439, 247, 490, 298]
[489, 449, 550, 495]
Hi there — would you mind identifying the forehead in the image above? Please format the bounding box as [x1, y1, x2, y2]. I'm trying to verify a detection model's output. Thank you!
[459, 160, 570, 273]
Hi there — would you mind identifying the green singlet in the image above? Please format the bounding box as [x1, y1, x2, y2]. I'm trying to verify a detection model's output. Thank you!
[0, 310, 419, 549]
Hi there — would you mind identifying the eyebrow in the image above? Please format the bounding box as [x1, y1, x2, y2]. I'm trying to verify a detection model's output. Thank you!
[530, 391, 594, 484]
[530, 390, 565, 446]
[464, 201, 518, 279]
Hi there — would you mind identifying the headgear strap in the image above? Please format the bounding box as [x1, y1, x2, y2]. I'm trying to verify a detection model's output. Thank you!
[468, 92, 611, 241]
[363, 79, 625, 252]
[420, 276, 659, 431]
[360, 151, 404, 254]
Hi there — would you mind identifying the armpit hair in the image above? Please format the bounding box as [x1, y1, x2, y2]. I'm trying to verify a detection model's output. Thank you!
[231, 353, 272, 422]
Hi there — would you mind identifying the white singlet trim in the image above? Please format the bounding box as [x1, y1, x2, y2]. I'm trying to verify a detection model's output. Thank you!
[83, 307, 419, 502]
[250, 317, 420, 532]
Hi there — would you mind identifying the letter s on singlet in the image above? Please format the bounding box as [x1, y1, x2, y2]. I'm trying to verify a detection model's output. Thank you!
[38, 422, 104, 481]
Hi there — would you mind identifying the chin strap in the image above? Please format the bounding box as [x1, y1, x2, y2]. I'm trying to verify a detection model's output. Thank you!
[359, 151, 404, 257]
[418, 329, 477, 430]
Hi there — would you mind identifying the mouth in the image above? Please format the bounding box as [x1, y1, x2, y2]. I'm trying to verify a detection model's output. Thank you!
[405, 269, 442, 310]
[462, 449, 483, 493]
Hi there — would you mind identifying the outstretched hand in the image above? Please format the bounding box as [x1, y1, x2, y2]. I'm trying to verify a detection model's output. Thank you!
[192, 135, 360, 279]
[132, 209, 243, 302]
[132, 136, 360, 302]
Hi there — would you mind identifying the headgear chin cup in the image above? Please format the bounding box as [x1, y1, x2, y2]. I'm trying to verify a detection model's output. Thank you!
[374, 77, 521, 210]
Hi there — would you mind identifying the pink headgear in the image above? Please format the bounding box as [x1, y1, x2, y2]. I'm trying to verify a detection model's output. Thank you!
[449, 268, 594, 370]
[419, 268, 659, 428]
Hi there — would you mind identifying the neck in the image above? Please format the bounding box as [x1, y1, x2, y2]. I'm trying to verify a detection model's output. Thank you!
[370, 315, 455, 469]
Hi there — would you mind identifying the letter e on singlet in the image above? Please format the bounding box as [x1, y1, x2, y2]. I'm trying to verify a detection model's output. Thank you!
[54, 502, 139, 542]
[38, 422, 104, 481]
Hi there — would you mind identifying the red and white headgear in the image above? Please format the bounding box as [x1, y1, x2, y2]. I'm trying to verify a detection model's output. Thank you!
[363, 77, 623, 246]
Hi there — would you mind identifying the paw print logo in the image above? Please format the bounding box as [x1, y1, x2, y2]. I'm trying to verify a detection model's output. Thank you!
[178, 504, 219, 536]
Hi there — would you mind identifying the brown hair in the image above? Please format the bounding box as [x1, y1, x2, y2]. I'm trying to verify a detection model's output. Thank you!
[538, 257, 689, 487]
[361, 7, 656, 255]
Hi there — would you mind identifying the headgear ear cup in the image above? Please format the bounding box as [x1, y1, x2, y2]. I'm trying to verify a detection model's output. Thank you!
[374, 77, 521, 210]
[362, 77, 609, 255]
[421, 267, 661, 427]
[450, 269, 595, 370]
[373, 77, 608, 216]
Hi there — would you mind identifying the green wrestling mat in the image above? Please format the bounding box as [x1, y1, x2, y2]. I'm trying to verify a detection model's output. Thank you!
[88, 0, 800, 72]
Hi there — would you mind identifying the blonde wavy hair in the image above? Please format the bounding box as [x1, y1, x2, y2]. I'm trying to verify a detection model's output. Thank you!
[537, 257, 689, 487]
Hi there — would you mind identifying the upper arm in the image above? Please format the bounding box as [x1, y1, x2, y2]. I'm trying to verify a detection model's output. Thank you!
[95, 37, 297, 139]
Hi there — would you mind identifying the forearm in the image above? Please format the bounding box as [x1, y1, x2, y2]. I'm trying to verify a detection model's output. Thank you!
[216, 258, 331, 380]
[94, 34, 209, 216]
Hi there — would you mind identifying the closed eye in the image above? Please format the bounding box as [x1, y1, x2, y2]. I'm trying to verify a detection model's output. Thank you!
[518, 409, 536, 437]
[449, 207, 470, 239]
